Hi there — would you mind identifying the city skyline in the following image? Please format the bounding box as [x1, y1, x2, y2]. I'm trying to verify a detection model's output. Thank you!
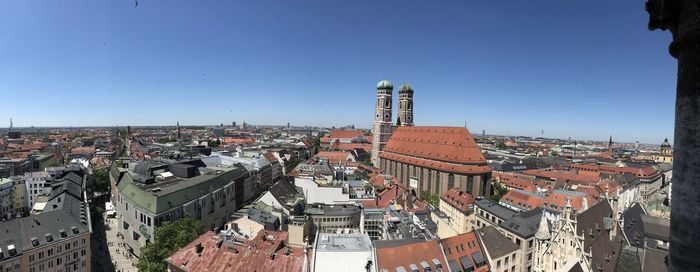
[0, 1, 676, 143]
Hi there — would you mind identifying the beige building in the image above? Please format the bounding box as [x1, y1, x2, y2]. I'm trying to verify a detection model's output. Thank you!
[11, 176, 27, 216]
[438, 188, 476, 235]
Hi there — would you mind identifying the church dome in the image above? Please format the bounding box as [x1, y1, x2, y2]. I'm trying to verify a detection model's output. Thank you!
[661, 138, 671, 147]
[376, 79, 393, 90]
[399, 83, 414, 93]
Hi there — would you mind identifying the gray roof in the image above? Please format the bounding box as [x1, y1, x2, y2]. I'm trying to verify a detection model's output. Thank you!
[640, 214, 670, 242]
[118, 164, 249, 214]
[576, 200, 624, 272]
[374, 238, 425, 249]
[0, 219, 22, 262]
[305, 203, 361, 216]
[315, 233, 373, 251]
[499, 208, 543, 238]
[476, 199, 516, 220]
[477, 226, 519, 259]
[247, 208, 279, 225]
[0, 180, 90, 262]
[622, 203, 646, 247]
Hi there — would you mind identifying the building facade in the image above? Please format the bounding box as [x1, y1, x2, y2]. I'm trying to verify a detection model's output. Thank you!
[380, 126, 492, 198]
[112, 161, 250, 255]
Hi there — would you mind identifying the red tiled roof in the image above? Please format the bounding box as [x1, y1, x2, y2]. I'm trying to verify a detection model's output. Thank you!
[314, 151, 354, 164]
[70, 147, 96, 154]
[543, 191, 584, 213]
[166, 231, 308, 272]
[522, 169, 599, 184]
[440, 231, 490, 272]
[570, 163, 658, 179]
[335, 143, 373, 153]
[440, 188, 475, 214]
[329, 130, 365, 139]
[501, 190, 544, 211]
[376, 240, 445, 272]
[495, 173, 538, 192]
[222, 137, 255, 145]
[381, 126, 487, 165]
[381, 152, 491, 175]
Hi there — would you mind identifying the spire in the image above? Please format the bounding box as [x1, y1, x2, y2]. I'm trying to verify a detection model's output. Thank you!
[608, 135, 613, 153]
[177, 121, 181, 139]
[9, 118, 12, 132]
[535, 215, 551, 240]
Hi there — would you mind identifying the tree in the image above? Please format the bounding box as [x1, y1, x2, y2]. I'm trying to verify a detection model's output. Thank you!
[137, 217, 204, 272]
[421, 191, 441, 207]
[91, 168, 111, 197]
[490, 181, 509, 202]
[496, 141, 507, 149]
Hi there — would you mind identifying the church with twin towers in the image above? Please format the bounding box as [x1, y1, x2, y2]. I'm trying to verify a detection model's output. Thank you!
[370, 79, 492, 198]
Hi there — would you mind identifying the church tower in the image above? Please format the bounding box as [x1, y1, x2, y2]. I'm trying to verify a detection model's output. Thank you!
[397, 83, 414, 126]
[372, 79, 394, 167]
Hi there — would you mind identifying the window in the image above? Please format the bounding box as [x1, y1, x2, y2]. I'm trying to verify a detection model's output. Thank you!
[528, 240, 533, 249]
[497, 260, 501, 269]
[447, 174, 455, 191]
[467, 176, 474, 194]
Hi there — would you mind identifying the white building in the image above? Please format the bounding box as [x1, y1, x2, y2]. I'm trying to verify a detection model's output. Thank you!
[311, 233, 376, 272]
[294, 177, 350, 204]
[24, 171, 50, 208]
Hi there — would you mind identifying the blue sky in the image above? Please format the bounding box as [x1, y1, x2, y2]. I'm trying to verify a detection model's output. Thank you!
[0, 1, 676, 144]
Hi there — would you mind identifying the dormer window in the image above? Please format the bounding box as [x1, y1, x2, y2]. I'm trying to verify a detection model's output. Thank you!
[59, 229, 67, 238]
[31, 238, 39, 247]
[45, 234, 54, 242]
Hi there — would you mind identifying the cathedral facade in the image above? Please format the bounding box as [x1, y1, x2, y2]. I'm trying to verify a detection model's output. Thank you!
[370, 80, 492, 197]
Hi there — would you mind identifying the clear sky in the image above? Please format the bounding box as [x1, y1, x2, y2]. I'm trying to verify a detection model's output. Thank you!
[0, 1, 676, 144]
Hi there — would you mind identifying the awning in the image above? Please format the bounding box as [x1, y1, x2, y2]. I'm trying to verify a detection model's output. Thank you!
[460, 256, 474, 269]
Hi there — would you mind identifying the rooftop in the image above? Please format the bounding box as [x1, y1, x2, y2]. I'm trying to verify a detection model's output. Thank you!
[476, 226, 519, 259]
